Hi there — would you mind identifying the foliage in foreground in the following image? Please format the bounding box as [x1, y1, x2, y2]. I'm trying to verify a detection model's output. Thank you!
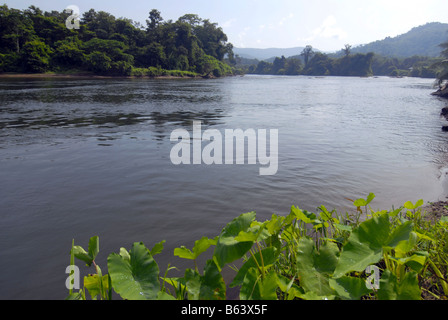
[66, 193, 448, 300]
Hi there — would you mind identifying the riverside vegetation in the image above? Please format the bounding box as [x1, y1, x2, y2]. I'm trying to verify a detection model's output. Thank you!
[66, 193, 448, 300]
[0, 6, 236, 78]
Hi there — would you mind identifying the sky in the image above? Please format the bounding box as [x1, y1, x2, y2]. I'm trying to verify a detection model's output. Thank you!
[2, 0, 448, 52]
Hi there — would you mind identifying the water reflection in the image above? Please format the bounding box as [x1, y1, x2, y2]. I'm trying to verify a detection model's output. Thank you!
[0, 78, 230, 144]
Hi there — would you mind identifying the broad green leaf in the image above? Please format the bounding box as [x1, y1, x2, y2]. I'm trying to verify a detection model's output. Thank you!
[88, 236, 99, 261]
[213, 212, 256, 268]
[240, 268, 278, 300]
[235, 222, 271, 242]
[296, 238, 338, 296]
[265, 214, 285, 235]
[334, 223, 352, 233]
[394, 232, 418, 258]
[296, 291, 337, 301]
[357, 213, 390, 249]
[119, 247, 130, 261]
[366, 193, 376, 205]
[107, 242, 160, 300]
[333, 215, 390, 278]
[230, 247, 278, 288]
[199, 260, 226, 300]
[390, 253, 427, 273]
[386, 221, 414, 249]
[404, 199, 424, 210]
[150, 240, 165, 256]
[157, 291, 176, 300]
[354, 193, 376, 207]
[84, 274, 110, 300]
[183, 261, 226, 300]
[318, 205, 332, 221]
[184, 269, 201, 300]
[290, 206, 315, 224]
[173, 246, 195, 260]
[72, 245, 93, 267]
[378, 270, 421, 300]
[329, 276, 372, 300]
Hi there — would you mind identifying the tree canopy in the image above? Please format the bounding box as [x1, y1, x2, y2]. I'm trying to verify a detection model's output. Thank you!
[0, 5, 237, 77]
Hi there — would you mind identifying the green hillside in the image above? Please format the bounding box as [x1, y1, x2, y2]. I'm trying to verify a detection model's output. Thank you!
[350, 22, 448, 58]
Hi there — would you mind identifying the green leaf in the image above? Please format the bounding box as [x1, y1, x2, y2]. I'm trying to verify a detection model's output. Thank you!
[354, 193, 376, 208]
[174, 236, 217, 261]
[182, 260, 226, 300]
[230, 247, 278, 288]
[334, 224, 352, 233]
[199, 260, 226, 300]
[240, 268, 278, 300]
[174, 247, 195, 260]
[107, 242, 160, 300]
[333, 215, 390, 278]
[296, 238, 339, 296]
[213, 212, 256, 268]
[386, 221, 414, 249]
[72, 245, 93, 267]
[404, 200, 424, 210]
[394, 231, 418, 258]
[329, 276, 372, 300]
[235, 222, 271, 242]
[378, 270, 421, 300]
[84, 274, 110, 300]
[119, 247, 130, 261]
[184, 269, 201, 300]
[291, 206, 318, 224]
[88, 236, 99, 261]
[157, 291, 176, 300]
[150, 240, 165, 256]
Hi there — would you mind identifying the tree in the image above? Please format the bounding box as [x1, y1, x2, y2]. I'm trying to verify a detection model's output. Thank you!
[20, 39, 53, 72]
[272, 56, 286, 75]
[0, 5, 35, 54]
[301, 45, 314, 67]
[52, 36, 85, 68]
[436, 39, 448, 87]
[303, 52, 332, 76]
[343, 44, 352, 56]
[284, 58, 302, 75]
[146, 9, 163, 32]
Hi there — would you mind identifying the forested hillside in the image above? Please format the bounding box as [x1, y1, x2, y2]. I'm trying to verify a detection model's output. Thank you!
[0, 5, 237, 77]
[349, 22, 448, 58]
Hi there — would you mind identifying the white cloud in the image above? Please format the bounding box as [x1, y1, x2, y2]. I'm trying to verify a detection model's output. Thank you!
[222, 18, 236, 28]
[309, 15, 348, 41]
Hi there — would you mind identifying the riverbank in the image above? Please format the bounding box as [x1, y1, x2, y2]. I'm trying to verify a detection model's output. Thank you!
[0, 72, 207, 80]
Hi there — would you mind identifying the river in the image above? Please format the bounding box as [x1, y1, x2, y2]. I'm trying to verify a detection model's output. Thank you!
[1, 75, 447, 299]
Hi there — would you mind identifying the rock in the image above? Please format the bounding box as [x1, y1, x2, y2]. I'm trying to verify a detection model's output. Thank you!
[441, 107, 448, 116]
[432, 84, 448, 98]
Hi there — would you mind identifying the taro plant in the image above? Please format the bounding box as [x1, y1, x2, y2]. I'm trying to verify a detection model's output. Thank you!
[66, 193, 448, 300]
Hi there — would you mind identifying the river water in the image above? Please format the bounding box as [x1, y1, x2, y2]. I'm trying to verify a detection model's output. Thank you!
[1, 75, 448, 299]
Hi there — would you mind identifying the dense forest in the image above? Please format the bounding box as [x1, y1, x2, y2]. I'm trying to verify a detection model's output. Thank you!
[244, 45, 446, 78]
[0, 5, 238, 77]
[1, 4, 447, 82]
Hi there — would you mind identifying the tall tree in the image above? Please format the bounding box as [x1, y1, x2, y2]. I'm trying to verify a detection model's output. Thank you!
[301, 45, 314, 67]
[343, 44, 352, 56]
[437, 39, 448, 87]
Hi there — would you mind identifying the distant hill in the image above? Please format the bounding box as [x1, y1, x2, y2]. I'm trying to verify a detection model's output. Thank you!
[234, 22, 448, 61]
[348, 22, 448, 58]
[233, 47, 306, 61]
